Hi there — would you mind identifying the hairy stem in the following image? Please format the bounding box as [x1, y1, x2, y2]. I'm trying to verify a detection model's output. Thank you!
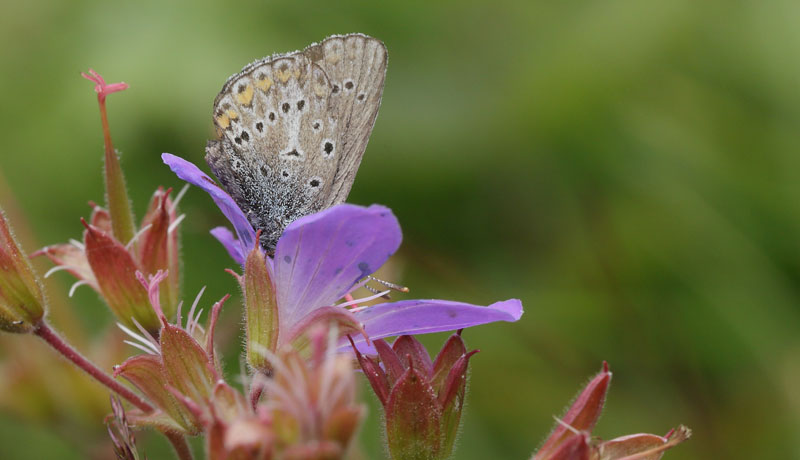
[98, 94, 136, 244]
[164, 431, 194, 460]
[34, 321, 153, 413]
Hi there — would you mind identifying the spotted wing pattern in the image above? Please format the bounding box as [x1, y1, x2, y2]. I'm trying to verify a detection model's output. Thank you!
[205, 33, 387, 252]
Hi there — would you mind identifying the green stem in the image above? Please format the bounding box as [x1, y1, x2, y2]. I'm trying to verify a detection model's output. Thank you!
[98, 95, 136, 244]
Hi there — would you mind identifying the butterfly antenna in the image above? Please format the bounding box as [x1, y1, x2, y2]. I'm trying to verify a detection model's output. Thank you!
[368, 275, 409, 293]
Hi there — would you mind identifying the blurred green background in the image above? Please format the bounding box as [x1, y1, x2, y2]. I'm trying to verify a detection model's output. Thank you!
[1, 0, 799, 458]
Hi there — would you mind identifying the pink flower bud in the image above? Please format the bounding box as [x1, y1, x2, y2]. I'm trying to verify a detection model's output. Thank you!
[531, 363, 691, 460]
[241, 239, 279, 372]
[0, 208, 46, 333]
[534, 362, 611, 460]
[83, 220, 160, 333]
[352, 333, 478, 460]
[262, 325, 364, 457]
[137, 187, 181, 311]
[36, 188, 183, 335]
[114, 273, 234, 435]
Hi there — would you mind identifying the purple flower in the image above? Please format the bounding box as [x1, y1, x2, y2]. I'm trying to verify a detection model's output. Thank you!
[162, 153, 255, 264]
[161, 153, 523, 350]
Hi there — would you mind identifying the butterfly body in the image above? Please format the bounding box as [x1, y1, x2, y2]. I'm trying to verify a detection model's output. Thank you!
[206, 34, 387, 251]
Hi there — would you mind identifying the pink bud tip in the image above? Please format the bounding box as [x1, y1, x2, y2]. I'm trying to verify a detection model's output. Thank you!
[81, 68, 129, 101]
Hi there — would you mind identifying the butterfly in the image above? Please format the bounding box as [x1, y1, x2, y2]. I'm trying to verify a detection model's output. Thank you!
[205, 33, 387, 253]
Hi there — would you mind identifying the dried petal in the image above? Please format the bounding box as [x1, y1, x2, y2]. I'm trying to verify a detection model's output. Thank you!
[598, 426, 691, 460]
[598, 433, 668, 460]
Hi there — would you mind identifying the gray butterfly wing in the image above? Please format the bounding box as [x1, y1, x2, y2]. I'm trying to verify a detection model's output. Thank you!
[302, 34, 388, 207]
[205, 34, 387, 251]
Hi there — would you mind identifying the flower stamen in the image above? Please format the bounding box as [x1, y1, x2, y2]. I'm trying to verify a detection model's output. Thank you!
[167, 214, 186, 234]
[367, 275, 409, 293]
[131, 317, 160, 351]
[44, 264, 74, 278]
[118, 322, 161, 355]
[68, 279, 89, 297]
[122, 339, 158, 356]
[169, 184, 190, 213]
[186, 286, 205, 327]
[125, 224, 152, 250]
[340, 289, 391, 310]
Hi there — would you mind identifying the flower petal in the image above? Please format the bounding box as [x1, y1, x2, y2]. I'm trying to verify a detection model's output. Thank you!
[274, 204, 402, 333]
[348, 299, 523, 347]
[33, 243, 98, 290]
[161, 153, 255, 258]
[210, 226, 245, 265]
[598, 433, 668, 460]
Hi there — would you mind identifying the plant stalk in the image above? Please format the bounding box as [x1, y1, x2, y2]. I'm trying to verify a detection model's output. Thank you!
[34, 321, 153, 413]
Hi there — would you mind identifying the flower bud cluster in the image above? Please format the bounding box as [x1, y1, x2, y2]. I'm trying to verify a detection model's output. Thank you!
[532, 362, 691, 460]
[353, 333, 478, 460]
